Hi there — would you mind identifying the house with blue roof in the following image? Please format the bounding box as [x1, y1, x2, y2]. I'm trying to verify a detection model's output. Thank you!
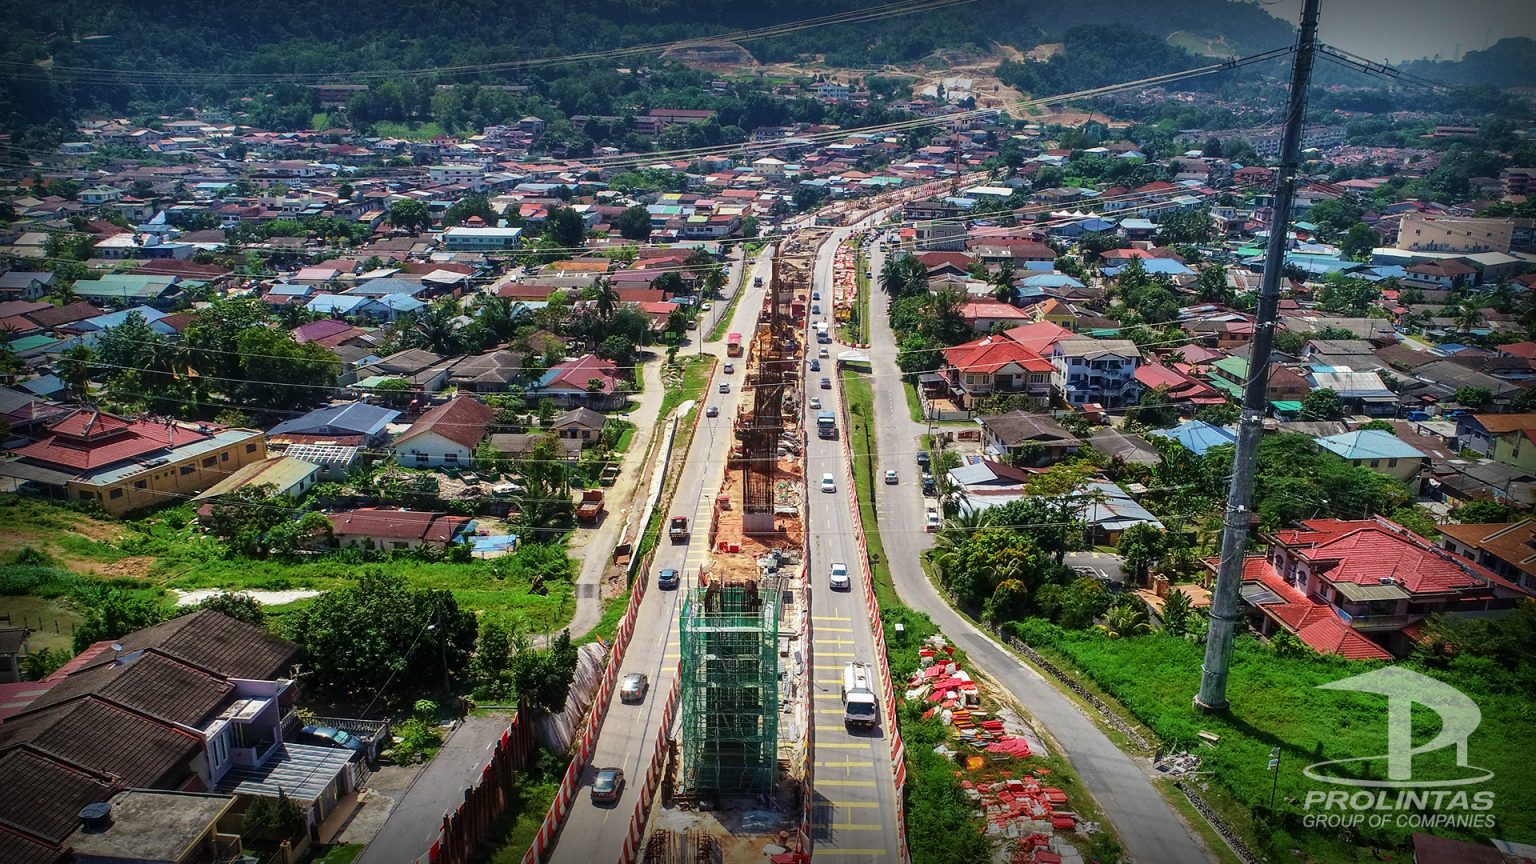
[268, 401, 400, 444]
[73, 306, 177, 336]
[1150, 420, 1237, 456]
[1100, 257, 1195, 279]
[1315, 429, 1428, 486]
[306, 293, 377, 317]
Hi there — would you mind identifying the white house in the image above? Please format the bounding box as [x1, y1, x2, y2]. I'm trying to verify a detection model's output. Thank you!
[1050, 339, 1142, 408]
[391, 395, 495, 468]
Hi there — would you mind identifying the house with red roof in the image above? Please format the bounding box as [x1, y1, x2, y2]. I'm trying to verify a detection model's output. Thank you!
[390, 395, 496, 468]
[531, 353, 627, 410]
[1234, 517, 1532, 658]
[1133, 362, 1226, 410]
[1, 409, 266, 517]
[961, 300, 1032, 333]
[327, 508, 474, 550]
[1000, 320, 1073, 355]
[939, 336, 1053, 409]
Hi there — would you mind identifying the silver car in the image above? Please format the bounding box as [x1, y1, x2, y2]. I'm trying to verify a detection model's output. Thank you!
[620, 673, 649, 703]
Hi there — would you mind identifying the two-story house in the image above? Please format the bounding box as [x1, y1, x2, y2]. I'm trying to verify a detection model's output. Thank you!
[1235, 517, 1531, 658]
[939, 337, 1053, 409]
[1439, 519, 1536, 593]
[1314, 429, 1430, 489]
[1455, 413, 1536, 471]
[1050, 339, 1142, 408]
[391, 395, 496, 468]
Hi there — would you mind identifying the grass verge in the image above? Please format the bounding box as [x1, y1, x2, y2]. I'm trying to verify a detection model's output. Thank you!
[660, 355, 716, 420]
[840, 369, 896, 607]
[707, 277, 752, 342]
[901, 379, 925, 424]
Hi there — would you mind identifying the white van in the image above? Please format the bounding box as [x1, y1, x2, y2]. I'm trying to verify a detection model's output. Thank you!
[840, 662, 879, 728]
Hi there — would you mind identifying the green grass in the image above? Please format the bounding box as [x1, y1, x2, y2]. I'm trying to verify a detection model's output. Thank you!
[901, 379, 925, 424]
[473, 751, 568, 864]
[0, 595, 82, 652]
[312, 843, 364, 864]
[371, 120, 448, 141]
[707, 281, 751, 342]
[841, 369, 897, 608]
[1009, 621, 1536, 860]
[659, 355, 716, 420]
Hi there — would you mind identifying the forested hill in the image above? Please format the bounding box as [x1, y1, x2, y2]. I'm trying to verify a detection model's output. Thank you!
[0, 0, 1293, 143]
[1400, 38, 1536, 88]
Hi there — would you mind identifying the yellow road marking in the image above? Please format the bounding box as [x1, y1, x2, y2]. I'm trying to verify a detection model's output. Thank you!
[817, 779, 876, 787]
[815, 725, 855, 732]
[815, 627, 854, 633]
[819, 652, 855, 658]
[813, 616, 851, 622]
[816, 801, 880, 809]
[813, 693, 842, 700]
[814, 760, 879, 768]
[812, 824, 884, 831]
[817, 709, 849, 716]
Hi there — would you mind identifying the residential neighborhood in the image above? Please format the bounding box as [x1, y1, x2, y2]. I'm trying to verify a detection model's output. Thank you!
[1, 3, 1535, 864]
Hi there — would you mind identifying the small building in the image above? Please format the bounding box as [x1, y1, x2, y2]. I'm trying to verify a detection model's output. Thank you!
[391, 395, 495, 468]
[65, 790, 242, 864]
[0, 271, 55, 301]
[977, 411, 1081, 467]
[550, 408, 607, 447]
[1439, 519, 1536, 593]
[440, 226, 523, 252]
[192, 455, 321, 502]
[1149, 420, 1237, 456]
[1314, 429, 1429, 487]
[1455, 413, 1536, 472]
[327, 508, 474, 550]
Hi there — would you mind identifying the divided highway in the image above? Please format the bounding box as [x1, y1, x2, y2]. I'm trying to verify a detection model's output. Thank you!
[547, 250, 772, 864]
[803, 221, 901, 861]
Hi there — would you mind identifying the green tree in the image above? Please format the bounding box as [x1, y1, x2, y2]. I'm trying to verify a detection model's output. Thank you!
[243, 789, 306, 844]
[231, 327, 339, 410]
[510, 629, 579, 712]
[1134, 386, 1179, 429]
[1451, 499, 1521, 524]
[1301, 387, 1346, 421]
[72, 588, 167, 653]
[545, 204, 587, 250]
[58, 344, 95, 399]
[513, 436, 576, 535]
[1453, 386, 1492, 410]
[1116, 522, 1166, 585]
[387, 198, 432, 233]
[1339, 223, 1379, 261]
[1099, 599, 1150, 638]
[1161, 587, 1195, 637]
[594, 276, 620, 320]
[469, 617, 518, 700]
[614, 205, 653, 241]
[1195, 402, 1239, 426]
[288, 571, 478, 699]
[442, 193, 497, 227]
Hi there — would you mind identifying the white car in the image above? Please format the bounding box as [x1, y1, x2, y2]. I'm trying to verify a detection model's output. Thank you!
[818, 347, 829, 358]
[925, 506, 941, 532]
[701, 302, 713, 311]
[884, 469, 898, 484]
[723, 362, 734, 374]
[820, 473, 836, 493]
[719, 381, 730, 393]
[829, 562, 851, 591]
[810, 397, 821, 409]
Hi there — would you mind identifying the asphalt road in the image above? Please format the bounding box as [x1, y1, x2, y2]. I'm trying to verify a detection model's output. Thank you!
[803, 221, 900, 861]
[861, 240, 1217, 864]
[547, 250, 774, 864]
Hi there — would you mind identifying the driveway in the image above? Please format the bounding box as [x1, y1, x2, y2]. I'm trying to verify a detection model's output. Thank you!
[355, 713, 517, 864]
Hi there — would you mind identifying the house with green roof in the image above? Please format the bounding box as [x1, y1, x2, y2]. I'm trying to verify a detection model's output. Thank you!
[1207, 355, 1311, 405]
[72, 274, 192, 309]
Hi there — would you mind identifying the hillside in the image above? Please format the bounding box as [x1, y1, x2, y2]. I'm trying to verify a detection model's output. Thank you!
[1401, 37, 1536, 88]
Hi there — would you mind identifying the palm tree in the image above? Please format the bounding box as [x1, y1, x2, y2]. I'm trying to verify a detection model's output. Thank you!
[992, 260, 1017, 304]
[594, 276, 619, 320]
[1454, 300, 1484, 335]
[1099, 601, 1150, 639]
[1161, 588, 1195, 637]
[408, 298, 464, 355]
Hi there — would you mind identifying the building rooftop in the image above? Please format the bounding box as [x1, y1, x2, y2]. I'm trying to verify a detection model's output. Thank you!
[65, 790, 233, 863]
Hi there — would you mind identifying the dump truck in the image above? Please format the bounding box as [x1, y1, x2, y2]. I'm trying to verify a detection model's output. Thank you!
[669, 516, 690, 543]
[577, 490, 604, 522]
[841, 662, 879, 729]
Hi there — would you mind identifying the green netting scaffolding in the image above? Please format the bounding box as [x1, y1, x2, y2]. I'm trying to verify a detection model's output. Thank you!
[679, 576, 781, 795]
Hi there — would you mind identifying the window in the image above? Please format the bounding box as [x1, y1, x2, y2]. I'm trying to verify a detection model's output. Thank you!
[180, 465, 196, 475]
[1370, 459, 1381, 468]
[1388, 458, 1398, 468]
[109, 488, 123, 500]
[78, 491, 94, 501]
[444, 452, 459, 463]
[202, 457, 216, 468]
[220, 453, 229, 462]
[245, 444, 257, 453]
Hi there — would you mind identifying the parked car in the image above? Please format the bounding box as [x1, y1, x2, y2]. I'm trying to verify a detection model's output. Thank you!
[706, 405, 719, 417]
[820, 473, 836, 493]
[657, 568, 680, 590]
[591, 767, 625, 803]
[925, 506, 941, 532]
[829, 562, 851, 591]
[884, 469, 898, 484]
[620, 673, 649, 703]
[298, 725, 365, 755]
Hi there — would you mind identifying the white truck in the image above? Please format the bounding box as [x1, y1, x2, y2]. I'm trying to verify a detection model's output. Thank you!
[840, 662, 880, 729]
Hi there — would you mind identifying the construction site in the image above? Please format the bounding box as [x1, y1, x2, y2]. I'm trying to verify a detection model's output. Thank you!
[639, 240, 819, 864]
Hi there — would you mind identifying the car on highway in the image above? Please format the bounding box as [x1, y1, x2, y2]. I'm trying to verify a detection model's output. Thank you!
[723, 362, 734, 374]
[591, 767, 625, 803]
[820, 473, 836, 493]
[812, 304, 821, 314]
[809, 396, 821, 409]
[620, 673, 649, 703]
[820, 377, 831, 389]
[809, 359, 820, 372]
[706, 405, 718, 417]
[719, 381, 730, 393]
[819, 347, 829, 358]
[657, 568, 680, 590]
[829, 562, 851, 590]
[884, 469, 898, 484]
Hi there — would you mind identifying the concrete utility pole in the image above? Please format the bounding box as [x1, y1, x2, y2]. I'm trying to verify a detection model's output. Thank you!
[1196, 0, 1322, 712]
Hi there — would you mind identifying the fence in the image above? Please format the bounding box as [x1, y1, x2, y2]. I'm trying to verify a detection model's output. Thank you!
[616, 667, 682, 864]
[413, 708, 537, 864]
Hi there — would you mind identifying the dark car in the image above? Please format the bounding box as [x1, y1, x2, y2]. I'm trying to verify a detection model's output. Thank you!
[620, 673, 650, 703]
[657, 568, 680, 590]
[591, 767, 625, 803]
[298, 725, 365, 755]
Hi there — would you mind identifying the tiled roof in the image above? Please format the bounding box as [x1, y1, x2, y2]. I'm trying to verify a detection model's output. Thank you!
[1279, 519, 1494, 595]
[78, 610, 299, 681]
[24, 651, 231, 726]
[14, 411, 209, 473]
[943, 337, 1052, 375]
[1239, 558, 1393, 660]
[0, 696, 203, 786]
[1468, 413, 1536, 434]
[328, 508, 472, 542]
[1438, 520, 1536, 580]
[0, 749, 115, 844]
[395, 396, 495, 449]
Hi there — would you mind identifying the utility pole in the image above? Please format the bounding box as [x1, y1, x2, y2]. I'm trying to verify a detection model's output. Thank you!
[1196, 0, 1321, 713]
